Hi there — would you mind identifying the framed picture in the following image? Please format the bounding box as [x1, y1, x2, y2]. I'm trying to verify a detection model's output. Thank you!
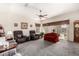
[14, 23, 18, 27]
[30, 24, 32, 27]
[21, 22, 28, 29]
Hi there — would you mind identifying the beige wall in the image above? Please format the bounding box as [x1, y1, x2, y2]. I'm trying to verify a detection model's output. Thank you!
[0, 12, 40, 36]
[0, 4, 41, 36]
[41, 11, 79, 41]
[41, 10, 79, 23]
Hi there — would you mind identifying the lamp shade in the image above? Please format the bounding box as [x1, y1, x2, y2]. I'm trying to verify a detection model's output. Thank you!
[6, 31, 13, 39]
[7, 31, 13, 35]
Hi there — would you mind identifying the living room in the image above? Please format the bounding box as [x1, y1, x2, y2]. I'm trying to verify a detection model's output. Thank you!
[1, 3, 79, 56]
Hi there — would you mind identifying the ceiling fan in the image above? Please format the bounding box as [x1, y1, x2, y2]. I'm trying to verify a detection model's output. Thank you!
[24, 4, 48, 20]
[37, 10, 48, 19]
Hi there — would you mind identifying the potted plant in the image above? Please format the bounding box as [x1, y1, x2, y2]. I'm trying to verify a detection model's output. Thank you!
[40, 32, 44, 38]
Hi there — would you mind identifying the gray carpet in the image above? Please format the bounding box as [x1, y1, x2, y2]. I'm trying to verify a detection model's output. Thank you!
[16, 39, 79, 56]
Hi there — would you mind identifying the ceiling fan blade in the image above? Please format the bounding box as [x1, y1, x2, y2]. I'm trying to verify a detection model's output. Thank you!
[43, 14, 47, 16]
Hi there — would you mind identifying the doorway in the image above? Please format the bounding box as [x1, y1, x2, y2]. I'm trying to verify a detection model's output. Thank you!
[56, 24, 69, 40]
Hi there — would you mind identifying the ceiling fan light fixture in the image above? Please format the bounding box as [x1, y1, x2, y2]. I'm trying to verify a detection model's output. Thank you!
[37, 9, 48, 19]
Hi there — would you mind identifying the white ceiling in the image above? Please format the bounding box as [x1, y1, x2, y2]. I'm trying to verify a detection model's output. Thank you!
[0, 3, 79, 20]
[25, 3, 79, 20]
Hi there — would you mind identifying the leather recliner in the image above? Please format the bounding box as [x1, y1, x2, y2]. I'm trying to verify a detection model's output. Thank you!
[13, 30, 29, 43]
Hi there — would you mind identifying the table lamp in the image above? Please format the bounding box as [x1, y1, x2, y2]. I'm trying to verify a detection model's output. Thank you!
[6, 31, 13, 40]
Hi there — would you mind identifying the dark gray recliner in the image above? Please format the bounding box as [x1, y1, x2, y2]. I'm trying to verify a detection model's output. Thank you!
[29, 30, 40, 40]
[13, 30, 29, 43]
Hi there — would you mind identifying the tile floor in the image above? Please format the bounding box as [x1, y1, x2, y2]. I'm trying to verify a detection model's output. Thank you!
[16, 39, 79, 56]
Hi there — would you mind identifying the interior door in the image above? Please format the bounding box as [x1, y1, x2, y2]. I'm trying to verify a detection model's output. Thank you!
[74, 21, 79, 42]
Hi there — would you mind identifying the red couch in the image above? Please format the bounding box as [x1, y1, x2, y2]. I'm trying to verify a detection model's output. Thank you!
[44, 33, 59, 43]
